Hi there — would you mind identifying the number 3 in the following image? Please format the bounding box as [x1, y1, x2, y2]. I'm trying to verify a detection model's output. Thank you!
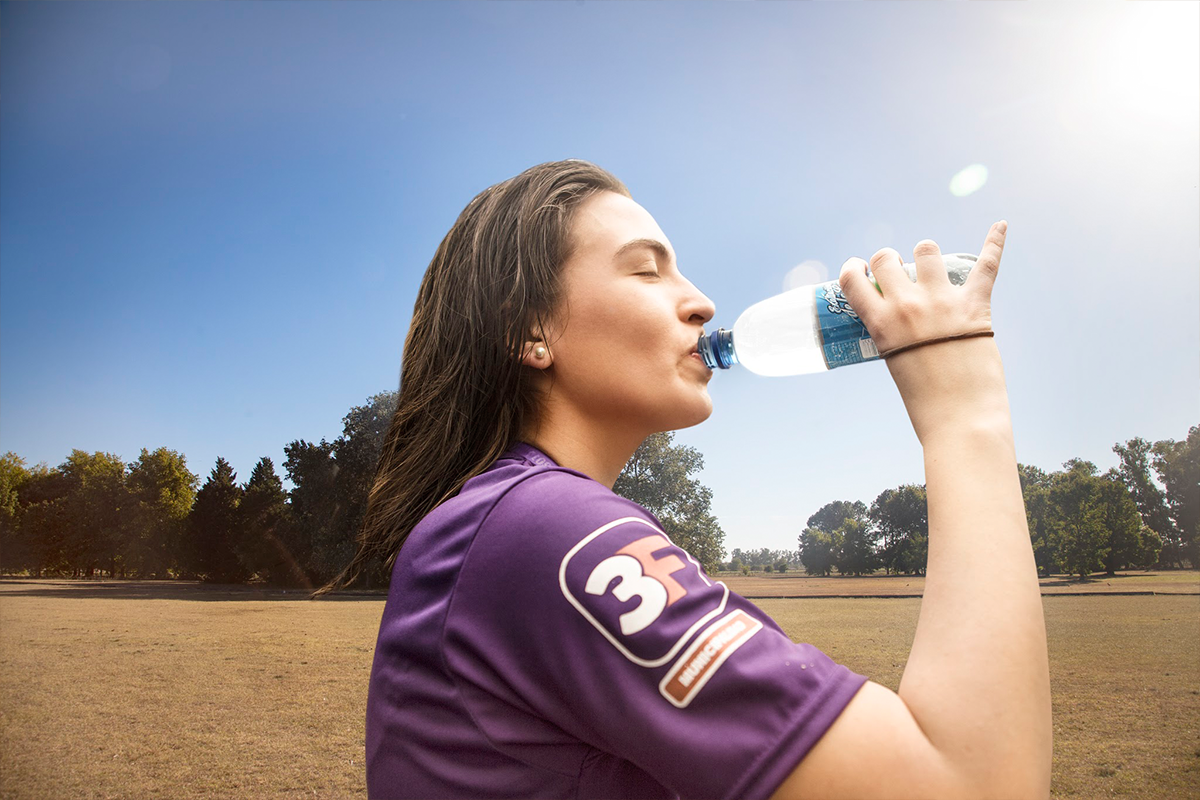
[585, 554, 669, 636]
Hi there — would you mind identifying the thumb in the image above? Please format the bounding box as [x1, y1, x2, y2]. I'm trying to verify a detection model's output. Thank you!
[837, 257, 885, 328]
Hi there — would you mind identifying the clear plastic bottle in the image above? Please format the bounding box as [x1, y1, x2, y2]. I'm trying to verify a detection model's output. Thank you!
[698, 253, 978, 376]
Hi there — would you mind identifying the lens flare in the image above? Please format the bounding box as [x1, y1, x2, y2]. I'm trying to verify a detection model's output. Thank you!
[782, 260, 828, 292]
[949, 164, 989, 197]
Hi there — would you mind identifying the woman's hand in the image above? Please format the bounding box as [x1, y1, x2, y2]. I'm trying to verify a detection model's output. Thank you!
[838, 221, 1005, 358]
[837, 222, 1011, 445]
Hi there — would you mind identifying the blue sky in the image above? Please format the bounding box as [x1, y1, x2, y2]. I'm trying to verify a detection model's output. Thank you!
[2, 1, 1197, 555]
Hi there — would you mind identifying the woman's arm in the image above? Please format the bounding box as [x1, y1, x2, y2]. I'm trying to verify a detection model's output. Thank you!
[771, 223, 1052, 799]
[893, 335, 1052, 798]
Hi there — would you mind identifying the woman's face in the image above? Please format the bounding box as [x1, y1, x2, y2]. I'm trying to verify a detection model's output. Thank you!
[540, 190, 717, 435]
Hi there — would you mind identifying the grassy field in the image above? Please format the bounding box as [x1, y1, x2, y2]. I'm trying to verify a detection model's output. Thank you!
[1, 574, 1198, 799]
[720, 568, 1200, 597]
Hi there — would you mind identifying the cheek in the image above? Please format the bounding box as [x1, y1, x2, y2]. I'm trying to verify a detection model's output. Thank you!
[563, 295, 663, 360]
[554, 310, 665, 393]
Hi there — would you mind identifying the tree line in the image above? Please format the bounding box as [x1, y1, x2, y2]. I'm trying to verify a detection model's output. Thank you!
[0, 396, 730, 586]
[725, 548, 798, 574]
[795, 430, 1198, 579]
[0, 391, 400, 588]
[0, 393, 1193, 586]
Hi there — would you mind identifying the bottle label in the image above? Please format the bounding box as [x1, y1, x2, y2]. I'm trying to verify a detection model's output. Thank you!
[815, 281, 880, 369]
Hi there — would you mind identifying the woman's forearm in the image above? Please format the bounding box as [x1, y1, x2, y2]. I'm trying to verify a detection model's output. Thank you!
[891, 340, 1053, 798]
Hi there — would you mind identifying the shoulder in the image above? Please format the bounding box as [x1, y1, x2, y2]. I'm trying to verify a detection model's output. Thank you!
[448, 464, 666, 609]
[482, 466, 659, 544]
[456, 465, 723, 666]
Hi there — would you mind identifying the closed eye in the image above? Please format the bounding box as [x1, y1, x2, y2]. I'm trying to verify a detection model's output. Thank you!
[631, 261, 661, 278]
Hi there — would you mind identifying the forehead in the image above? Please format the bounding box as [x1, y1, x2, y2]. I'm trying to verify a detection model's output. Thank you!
[568, 191, 672, 262]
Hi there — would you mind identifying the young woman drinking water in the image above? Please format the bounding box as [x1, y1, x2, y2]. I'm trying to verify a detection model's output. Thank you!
[325, 160, 1052, 800]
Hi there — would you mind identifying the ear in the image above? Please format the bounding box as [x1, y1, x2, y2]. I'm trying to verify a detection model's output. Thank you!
[520, 341, 552, 369]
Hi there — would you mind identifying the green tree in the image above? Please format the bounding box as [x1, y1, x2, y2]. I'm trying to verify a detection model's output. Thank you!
[1019, 464, 1057, 576]
[123, 448, 198, 578]
[613, 432, 726, 573]
[802, 500, 872, 576]
[894, 530, 929, 578]
[0, 453, 32, 573]
[283, 438, 338, 584]
[1113, 437, 1177, 560]
[1136, 523, 1165, 570]
[1151, 426, 1199, 568]
[281, 392, 398, 587]
[328, 391, 398, 587]
[729, 547, 780, 568]
[833, 517, 880, 576]
[798, 527, 838, 576]
[1062, 458, 1099, 476]
[8, 466, 71, 575]
[806, 500, 868, 536]
[17, 498, 72, 576]
[869, 485, 928, 576]
[237, 457, 303, 585]
[188, 458, 246, 583]
[1097, 469, 1154, 574]
[58, 451, 129, 577]
[1048, 464, 1110, 580]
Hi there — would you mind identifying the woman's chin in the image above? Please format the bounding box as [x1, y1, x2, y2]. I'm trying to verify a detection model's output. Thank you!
[668, 394, 714, 430]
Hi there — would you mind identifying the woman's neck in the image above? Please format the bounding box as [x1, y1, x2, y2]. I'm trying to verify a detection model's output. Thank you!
[522, 406, 646, 489]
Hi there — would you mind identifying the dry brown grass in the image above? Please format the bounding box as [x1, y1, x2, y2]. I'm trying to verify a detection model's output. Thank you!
[755, 593, 1200, 799]
[2, 577, 1198, 799]
[0, 580, 378, 799]
[720, 569, 1200, 598]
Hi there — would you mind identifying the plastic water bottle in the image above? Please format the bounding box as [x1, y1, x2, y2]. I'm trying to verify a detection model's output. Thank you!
[698, 253, 979, 376]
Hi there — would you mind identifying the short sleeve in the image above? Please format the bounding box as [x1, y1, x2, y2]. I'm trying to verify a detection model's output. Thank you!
[443, 470, 869, 800]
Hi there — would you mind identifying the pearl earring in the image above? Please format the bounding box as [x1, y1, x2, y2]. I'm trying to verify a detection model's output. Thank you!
[534, 345, 547, 360]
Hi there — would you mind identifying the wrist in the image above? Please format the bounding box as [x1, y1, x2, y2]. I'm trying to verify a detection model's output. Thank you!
[886, 338, 1012, 445]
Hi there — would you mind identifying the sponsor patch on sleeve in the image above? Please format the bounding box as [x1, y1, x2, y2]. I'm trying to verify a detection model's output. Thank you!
[659, 610, 763, 708]
[558, 517, 730, 669]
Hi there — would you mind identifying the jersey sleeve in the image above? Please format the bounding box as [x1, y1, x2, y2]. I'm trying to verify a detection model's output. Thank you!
[443, 469, 869, 800]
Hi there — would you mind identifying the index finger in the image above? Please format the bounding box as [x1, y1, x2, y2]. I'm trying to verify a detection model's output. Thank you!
[964, 220, 1007, 299]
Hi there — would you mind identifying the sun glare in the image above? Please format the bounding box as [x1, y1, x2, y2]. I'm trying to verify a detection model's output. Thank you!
[949, 164, 989, 198]
[1074, 5, 1199, 132]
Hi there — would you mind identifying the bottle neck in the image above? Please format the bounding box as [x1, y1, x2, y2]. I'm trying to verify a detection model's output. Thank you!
[698, 328, 738, 370]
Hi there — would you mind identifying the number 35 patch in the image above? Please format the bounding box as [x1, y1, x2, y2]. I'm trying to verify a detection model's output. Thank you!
[558, 517, 734, 670]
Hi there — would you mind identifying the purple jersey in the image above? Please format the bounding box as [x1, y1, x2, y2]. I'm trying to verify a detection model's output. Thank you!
[366, 443, 868, 799]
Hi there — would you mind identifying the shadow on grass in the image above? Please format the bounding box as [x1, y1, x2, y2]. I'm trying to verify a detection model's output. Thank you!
[0, 577, 386, 602]
[1037, 572, 1159, 587]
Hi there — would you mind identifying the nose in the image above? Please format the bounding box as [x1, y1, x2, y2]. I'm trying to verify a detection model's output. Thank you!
[682, 279, 716, 325]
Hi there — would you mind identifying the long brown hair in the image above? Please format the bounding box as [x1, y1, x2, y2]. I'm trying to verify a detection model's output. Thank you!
[315, 160, 630, 595]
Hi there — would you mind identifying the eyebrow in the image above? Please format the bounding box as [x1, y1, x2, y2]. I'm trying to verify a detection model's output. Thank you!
[613, 237, 675, 266]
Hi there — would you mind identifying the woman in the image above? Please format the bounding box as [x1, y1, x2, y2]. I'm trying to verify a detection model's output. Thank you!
[329, 160, 1052, 799]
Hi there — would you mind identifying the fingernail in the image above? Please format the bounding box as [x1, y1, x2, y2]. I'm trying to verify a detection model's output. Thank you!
[997, 220, 1008, 234]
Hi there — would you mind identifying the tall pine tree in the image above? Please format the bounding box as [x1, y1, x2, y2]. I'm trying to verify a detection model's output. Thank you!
[188, 458, 245, 583]
[238, 457, 302, 585]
